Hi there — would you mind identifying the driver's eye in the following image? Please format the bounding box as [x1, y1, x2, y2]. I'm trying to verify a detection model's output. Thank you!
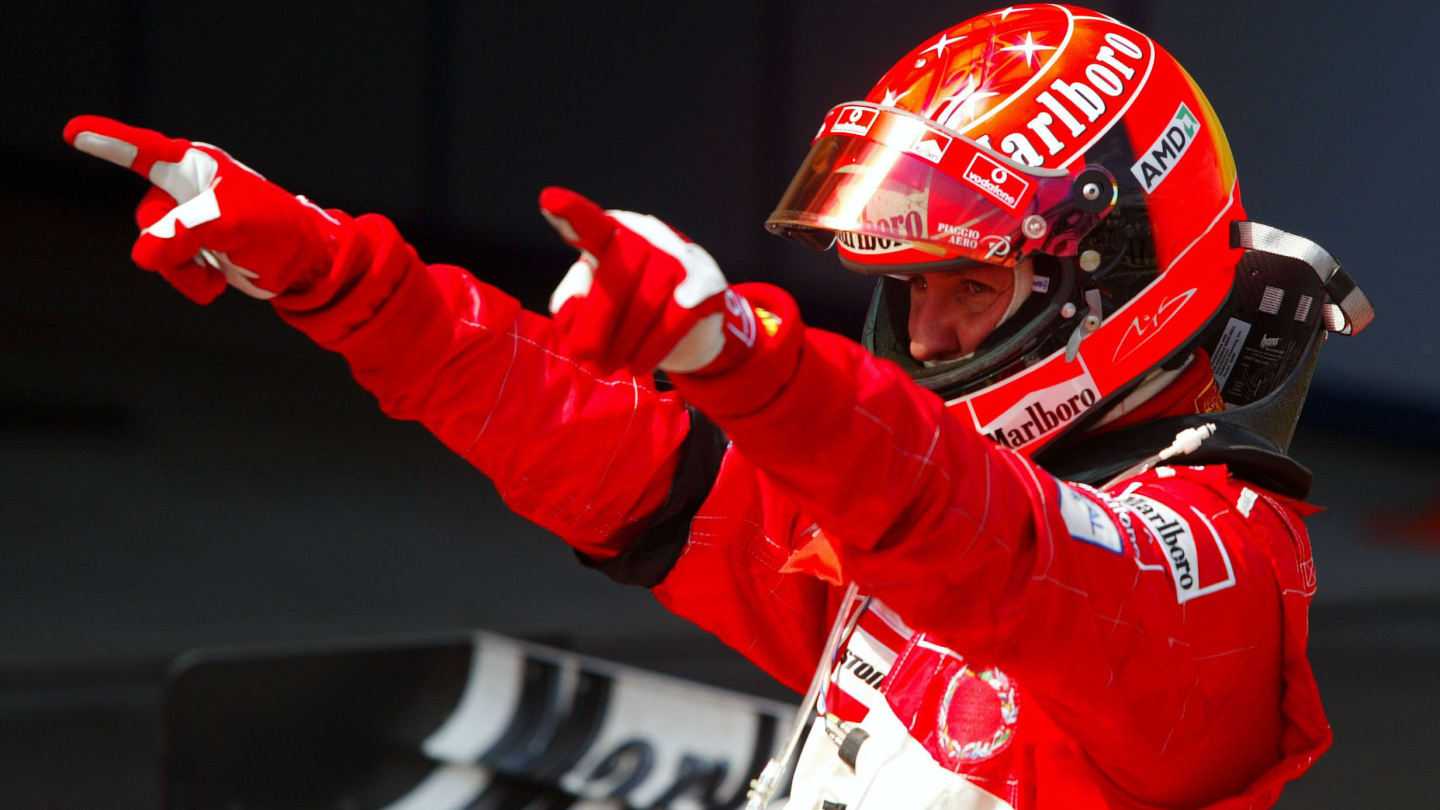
[909, 276, 928, 293]
[962, 279, 994, 295]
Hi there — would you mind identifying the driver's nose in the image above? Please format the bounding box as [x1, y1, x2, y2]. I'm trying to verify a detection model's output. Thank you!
[908, 282, 964, 363]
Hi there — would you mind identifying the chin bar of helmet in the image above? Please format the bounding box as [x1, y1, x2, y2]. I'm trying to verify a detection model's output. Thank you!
[1232, 221, 1373, 336]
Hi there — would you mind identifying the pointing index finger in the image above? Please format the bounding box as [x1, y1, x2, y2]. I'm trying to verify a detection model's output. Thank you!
[538, 186, 616, 255]
[63, 115, 194, 178]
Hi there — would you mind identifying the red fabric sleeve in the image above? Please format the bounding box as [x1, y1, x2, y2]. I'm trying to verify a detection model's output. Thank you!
[669, 283, 1327, 806]
[650, 451, 843, 695]
[271, 214, 691, 557]
[673, 284, 1044, 624]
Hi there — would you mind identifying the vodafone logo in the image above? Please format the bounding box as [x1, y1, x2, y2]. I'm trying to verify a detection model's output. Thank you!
[962, 153, 1030, 211]
[831, 105, 879, 136]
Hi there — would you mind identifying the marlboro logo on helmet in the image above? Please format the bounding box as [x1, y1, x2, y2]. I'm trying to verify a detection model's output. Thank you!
[769, 1, 1370, 465]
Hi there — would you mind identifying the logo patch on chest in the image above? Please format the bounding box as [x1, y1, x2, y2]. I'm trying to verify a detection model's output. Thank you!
[1121, 493, 1237, 602]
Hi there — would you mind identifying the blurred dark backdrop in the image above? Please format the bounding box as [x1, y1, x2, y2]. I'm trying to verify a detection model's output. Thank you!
[3, 1, 1438, 807]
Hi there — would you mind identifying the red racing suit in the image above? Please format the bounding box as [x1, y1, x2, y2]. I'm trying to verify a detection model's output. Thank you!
[274, 215, 1331, 809]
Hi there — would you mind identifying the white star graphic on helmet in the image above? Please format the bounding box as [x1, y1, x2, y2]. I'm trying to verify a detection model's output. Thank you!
[937, 75, 998, 129]
[993, 6, 1028, 20]
[922, 32, 965, 58]
[880, 88, 909, 107]
[1000, 31, 1055, 69]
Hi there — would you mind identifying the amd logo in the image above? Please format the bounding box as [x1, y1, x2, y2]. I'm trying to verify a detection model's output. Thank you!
[1131, 102, 1202, 192]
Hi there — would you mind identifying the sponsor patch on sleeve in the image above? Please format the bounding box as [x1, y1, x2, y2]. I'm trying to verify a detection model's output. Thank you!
[1057, 481, 1125, 554]
[1120, 492, 1236, 602]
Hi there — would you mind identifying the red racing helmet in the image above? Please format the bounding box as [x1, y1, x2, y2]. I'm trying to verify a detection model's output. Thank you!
[767, 4, 1368, 459]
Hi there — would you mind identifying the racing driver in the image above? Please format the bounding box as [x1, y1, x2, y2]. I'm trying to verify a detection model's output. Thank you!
[64, 4, 1373, 808]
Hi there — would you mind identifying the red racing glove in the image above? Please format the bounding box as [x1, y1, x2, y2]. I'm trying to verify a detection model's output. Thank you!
[63, 115, 350, 304]
[539, 186, 760, 377]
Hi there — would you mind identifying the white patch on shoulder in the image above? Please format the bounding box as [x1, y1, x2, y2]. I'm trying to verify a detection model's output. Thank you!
[1057, 482, 1124, 554]
[1237, 487, 1259, 518]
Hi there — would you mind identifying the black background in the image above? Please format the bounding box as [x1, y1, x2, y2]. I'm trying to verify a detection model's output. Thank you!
[3, 1, 1438, 807]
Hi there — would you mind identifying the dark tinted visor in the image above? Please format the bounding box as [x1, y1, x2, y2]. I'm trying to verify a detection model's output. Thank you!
[766, 103, 1111, 270]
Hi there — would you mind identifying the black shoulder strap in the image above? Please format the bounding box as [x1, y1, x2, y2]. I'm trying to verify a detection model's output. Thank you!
[1037, 416, 1314, 499]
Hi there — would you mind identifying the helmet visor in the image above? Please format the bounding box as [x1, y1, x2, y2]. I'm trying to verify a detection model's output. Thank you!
[766, 103, 1109, 270]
